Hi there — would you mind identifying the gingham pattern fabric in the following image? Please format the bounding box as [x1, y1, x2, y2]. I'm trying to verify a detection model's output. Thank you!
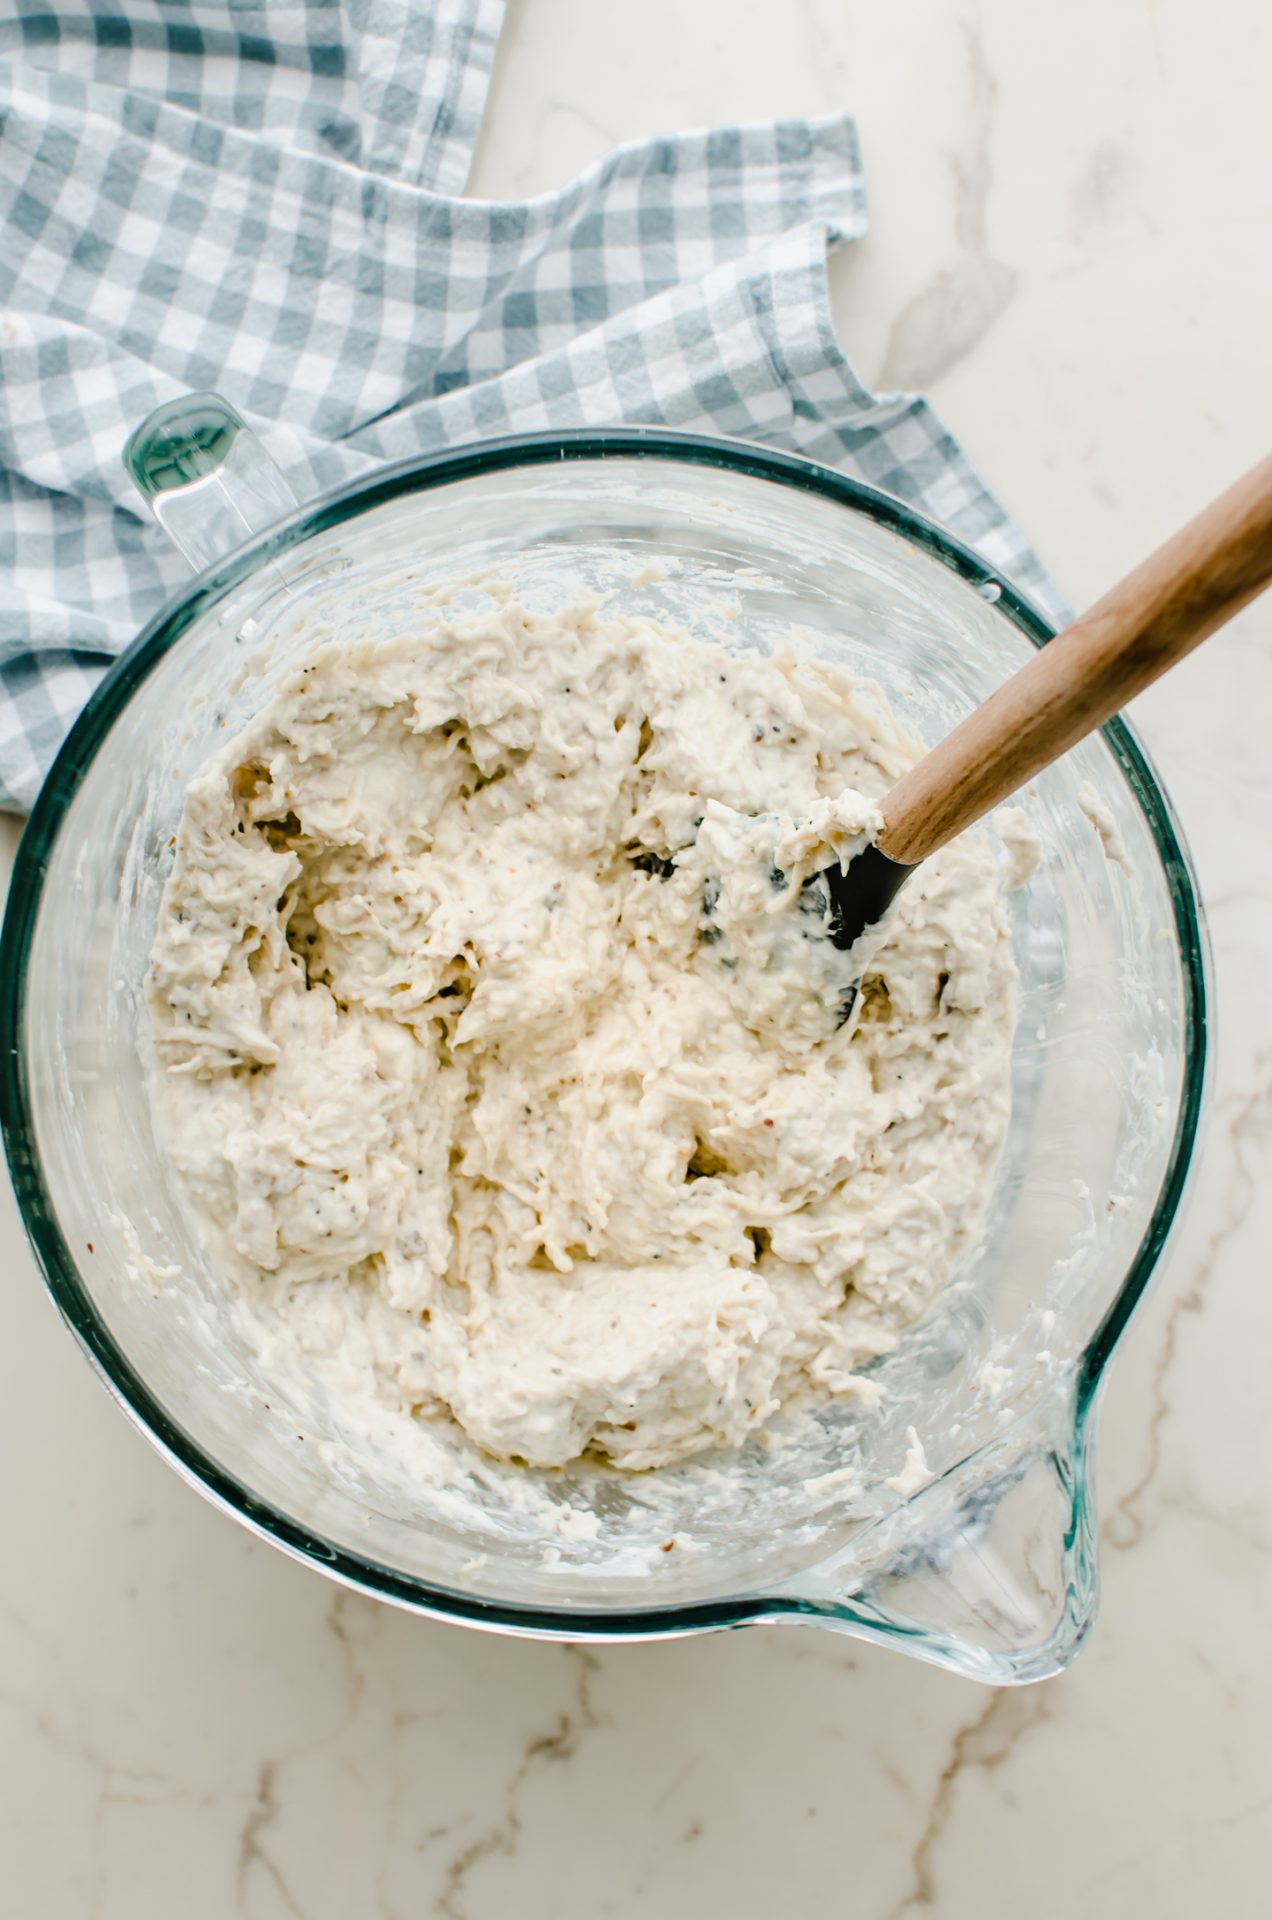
[0, 1, 1061, 813]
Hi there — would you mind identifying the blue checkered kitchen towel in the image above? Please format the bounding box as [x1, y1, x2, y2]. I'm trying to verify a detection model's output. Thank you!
[0, 0, 1060, 813]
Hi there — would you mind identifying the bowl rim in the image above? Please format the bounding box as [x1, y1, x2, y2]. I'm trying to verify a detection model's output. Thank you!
[0, 426, 1209, 1649]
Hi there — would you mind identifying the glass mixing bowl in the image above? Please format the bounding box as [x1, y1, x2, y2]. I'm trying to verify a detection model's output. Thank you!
[0, 405, 1209, 1682]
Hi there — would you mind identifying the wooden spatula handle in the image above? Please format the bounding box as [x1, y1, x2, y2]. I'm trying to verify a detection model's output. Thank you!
[877, 451, 1272, 867]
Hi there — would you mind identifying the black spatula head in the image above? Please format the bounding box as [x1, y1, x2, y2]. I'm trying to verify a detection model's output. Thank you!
[820, 841, 914, 953]
[816, 844, 912, 1024]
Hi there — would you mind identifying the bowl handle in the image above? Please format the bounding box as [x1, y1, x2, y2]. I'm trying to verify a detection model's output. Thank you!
[122, 392, 298, 573]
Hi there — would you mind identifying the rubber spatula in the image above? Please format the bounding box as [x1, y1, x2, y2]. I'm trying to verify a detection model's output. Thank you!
[823, 451, 1272, 958]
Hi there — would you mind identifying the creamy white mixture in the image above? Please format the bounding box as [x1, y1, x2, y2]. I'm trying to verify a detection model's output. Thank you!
[149, 594, 1022, 1471]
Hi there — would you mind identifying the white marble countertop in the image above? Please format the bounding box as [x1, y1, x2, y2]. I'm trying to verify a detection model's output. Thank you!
[3, 1, 1271, 1913]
